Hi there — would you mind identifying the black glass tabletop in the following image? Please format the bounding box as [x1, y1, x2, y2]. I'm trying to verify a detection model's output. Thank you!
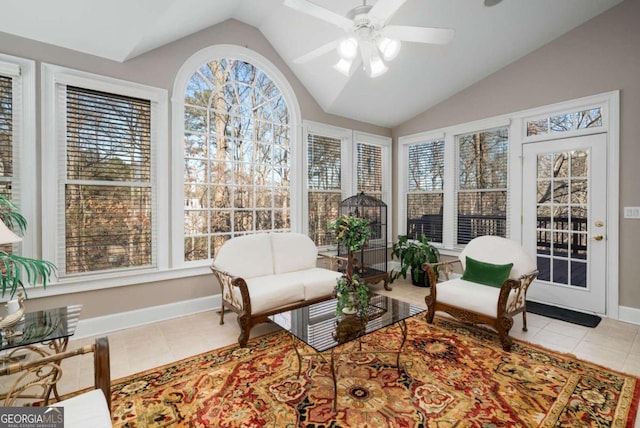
[269, 294, 425, 353]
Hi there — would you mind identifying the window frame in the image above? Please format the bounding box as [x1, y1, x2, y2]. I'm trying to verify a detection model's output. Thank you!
[398, 117, 510, 254]
[41, 63, 169, 286]
[303, 121, 392, 251]
[0, 54, 36, 258]
[171, 45, 302, 268]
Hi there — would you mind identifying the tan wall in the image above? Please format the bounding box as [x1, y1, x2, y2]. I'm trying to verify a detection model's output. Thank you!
[392, 0, 640, 310]
[0, 19, 389, 318]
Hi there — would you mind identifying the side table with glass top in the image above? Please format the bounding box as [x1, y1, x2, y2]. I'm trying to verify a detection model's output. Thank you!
[0, 304, 83, 402]
[269, 294, 425, 411]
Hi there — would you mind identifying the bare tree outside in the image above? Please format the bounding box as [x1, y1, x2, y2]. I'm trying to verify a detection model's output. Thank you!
[184, 59, 291, 261]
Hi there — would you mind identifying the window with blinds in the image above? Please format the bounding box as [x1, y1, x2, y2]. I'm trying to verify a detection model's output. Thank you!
[0, 75, 13, 199]
[457, 127, 509, 244]
[357, 142, 382, 199]
[308, 133, 342, 246]
[406, 140, 444, 243]
[64, 86, 152, 274]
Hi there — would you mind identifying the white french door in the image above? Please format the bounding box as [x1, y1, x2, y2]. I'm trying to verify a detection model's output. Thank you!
[523, 134, 607, 314]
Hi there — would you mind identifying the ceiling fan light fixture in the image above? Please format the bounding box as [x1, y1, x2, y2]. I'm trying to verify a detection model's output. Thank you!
[377, 37, 401, 61]
[333, 58, 354, 76]
[337, 37, 359, 60]
[368, 55, 388, 78]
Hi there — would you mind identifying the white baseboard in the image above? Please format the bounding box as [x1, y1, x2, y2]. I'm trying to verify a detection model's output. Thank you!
[618, 305, 640, 326]
[72, 294, 640, 339]
[74, 294, 222, 339]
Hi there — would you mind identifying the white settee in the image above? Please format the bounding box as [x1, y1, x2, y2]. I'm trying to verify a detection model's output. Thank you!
[211, 232, 342, 347]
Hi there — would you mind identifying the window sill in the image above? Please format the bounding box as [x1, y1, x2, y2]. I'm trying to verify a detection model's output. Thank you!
[15, 264, 212, 300]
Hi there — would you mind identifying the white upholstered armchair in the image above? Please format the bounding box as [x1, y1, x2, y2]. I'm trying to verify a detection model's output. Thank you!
[423, 236, 538, 351]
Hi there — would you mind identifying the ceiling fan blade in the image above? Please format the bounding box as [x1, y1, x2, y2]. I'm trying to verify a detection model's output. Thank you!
[293, 39, 340, 64]
[368, 0, 408, 26]
[383, 25, 455, 45]
[284, 0, 353, 31]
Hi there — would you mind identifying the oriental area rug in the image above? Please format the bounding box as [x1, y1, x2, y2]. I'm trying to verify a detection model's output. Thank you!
[110, 316, 640, 427]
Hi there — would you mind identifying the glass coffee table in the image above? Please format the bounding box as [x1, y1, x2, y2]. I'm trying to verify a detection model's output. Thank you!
[0, 305, 83, 402]
[269, 294, 425, 411]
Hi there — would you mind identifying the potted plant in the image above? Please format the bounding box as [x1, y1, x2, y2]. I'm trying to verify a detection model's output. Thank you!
[0, 195, 57, 301]
[390, 234, 440, 287]
[327, 214, 371, 315]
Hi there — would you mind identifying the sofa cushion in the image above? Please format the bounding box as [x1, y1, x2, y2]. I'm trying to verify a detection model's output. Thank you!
[240, 275, 305, 314]
[277, 268, 342, 301]
[53, 389, 111, 428]
[271, 232, 318, 274]
[461, 256, 513, 288]
[213, 233, 274, 279]
[435, 278, 522, 317]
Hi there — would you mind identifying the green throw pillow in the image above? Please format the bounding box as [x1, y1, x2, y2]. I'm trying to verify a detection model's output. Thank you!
[461, 256, 513, 288]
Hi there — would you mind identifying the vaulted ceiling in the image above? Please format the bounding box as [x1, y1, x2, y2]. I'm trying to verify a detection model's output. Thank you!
[0, 0, 623, 127]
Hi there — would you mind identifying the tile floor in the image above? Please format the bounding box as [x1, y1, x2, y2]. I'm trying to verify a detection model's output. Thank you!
[45, 279, 640, 426]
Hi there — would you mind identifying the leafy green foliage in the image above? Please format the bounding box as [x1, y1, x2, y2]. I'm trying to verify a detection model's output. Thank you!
[0, 195, 57, 298]
[390, 234, 440, 286]
[327, 215, 371, 252]
[334, 273, 369, 316]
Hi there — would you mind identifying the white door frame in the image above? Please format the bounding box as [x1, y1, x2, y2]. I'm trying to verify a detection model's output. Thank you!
[510, 91, 619, 318]
[522, 134, 607, 313]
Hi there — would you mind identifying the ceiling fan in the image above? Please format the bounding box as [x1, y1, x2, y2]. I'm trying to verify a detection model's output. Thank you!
[284, 0, 455, 78]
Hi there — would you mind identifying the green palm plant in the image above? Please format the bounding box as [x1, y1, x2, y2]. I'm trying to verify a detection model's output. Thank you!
[390, 234, 440, 287]
[0, 195, 57, 298]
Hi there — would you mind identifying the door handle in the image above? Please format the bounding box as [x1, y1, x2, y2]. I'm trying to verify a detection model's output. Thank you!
[593, 235, 604, 241]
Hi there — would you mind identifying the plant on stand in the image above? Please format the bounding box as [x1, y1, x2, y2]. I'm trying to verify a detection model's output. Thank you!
[328, 214, 371, 316]
[390, 234, 440, 287]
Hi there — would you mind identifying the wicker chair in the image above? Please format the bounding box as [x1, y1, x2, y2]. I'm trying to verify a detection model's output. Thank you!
[423, 236, 538, 351]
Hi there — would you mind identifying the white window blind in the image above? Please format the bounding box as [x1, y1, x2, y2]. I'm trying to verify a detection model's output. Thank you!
[0, 75, 13, 199]
[456, 127, 509, 245]
[308, 133, 342, 247]
[406, 139, 444, 243]
[63, 85, 153, 274]
[357, 142, 382, 198]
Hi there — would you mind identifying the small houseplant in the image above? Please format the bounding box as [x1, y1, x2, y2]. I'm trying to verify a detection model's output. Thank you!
[328, 214, 371, 315]
[0, 196, 57, 300]
[390, 234, 440, 287]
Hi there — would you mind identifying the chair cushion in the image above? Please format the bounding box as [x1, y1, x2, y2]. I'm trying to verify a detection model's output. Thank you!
[435, 278, 522, 317]
[461, 256, 513, 288]
[213, 234, 274, 279]
[277, 268, 343, 301]
[240, 275, 305, 314]
[53, 389, 111, 428]
[270, 233, 318, 274]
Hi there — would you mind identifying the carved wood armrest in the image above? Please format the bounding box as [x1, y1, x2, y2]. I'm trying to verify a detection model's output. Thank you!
[422, 259, 462, 281]
[319, 253, 346, 271]
[0, 337, 111, 410]
[210, 266, 251, 312]
[500, 270, 539, 313]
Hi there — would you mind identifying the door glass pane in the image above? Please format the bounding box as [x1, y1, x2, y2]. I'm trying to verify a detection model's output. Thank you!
[535, 150, 589, 288]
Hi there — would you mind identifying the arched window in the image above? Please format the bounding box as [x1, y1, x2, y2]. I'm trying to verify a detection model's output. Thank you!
[173, 45, 300, 263]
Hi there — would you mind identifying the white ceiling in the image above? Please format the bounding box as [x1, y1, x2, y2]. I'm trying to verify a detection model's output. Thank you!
[0, 0, 623, 127]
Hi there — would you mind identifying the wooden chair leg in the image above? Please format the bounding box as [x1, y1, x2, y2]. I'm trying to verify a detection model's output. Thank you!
[219, 303, 226, 325]
[522, 310, 528, 332]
